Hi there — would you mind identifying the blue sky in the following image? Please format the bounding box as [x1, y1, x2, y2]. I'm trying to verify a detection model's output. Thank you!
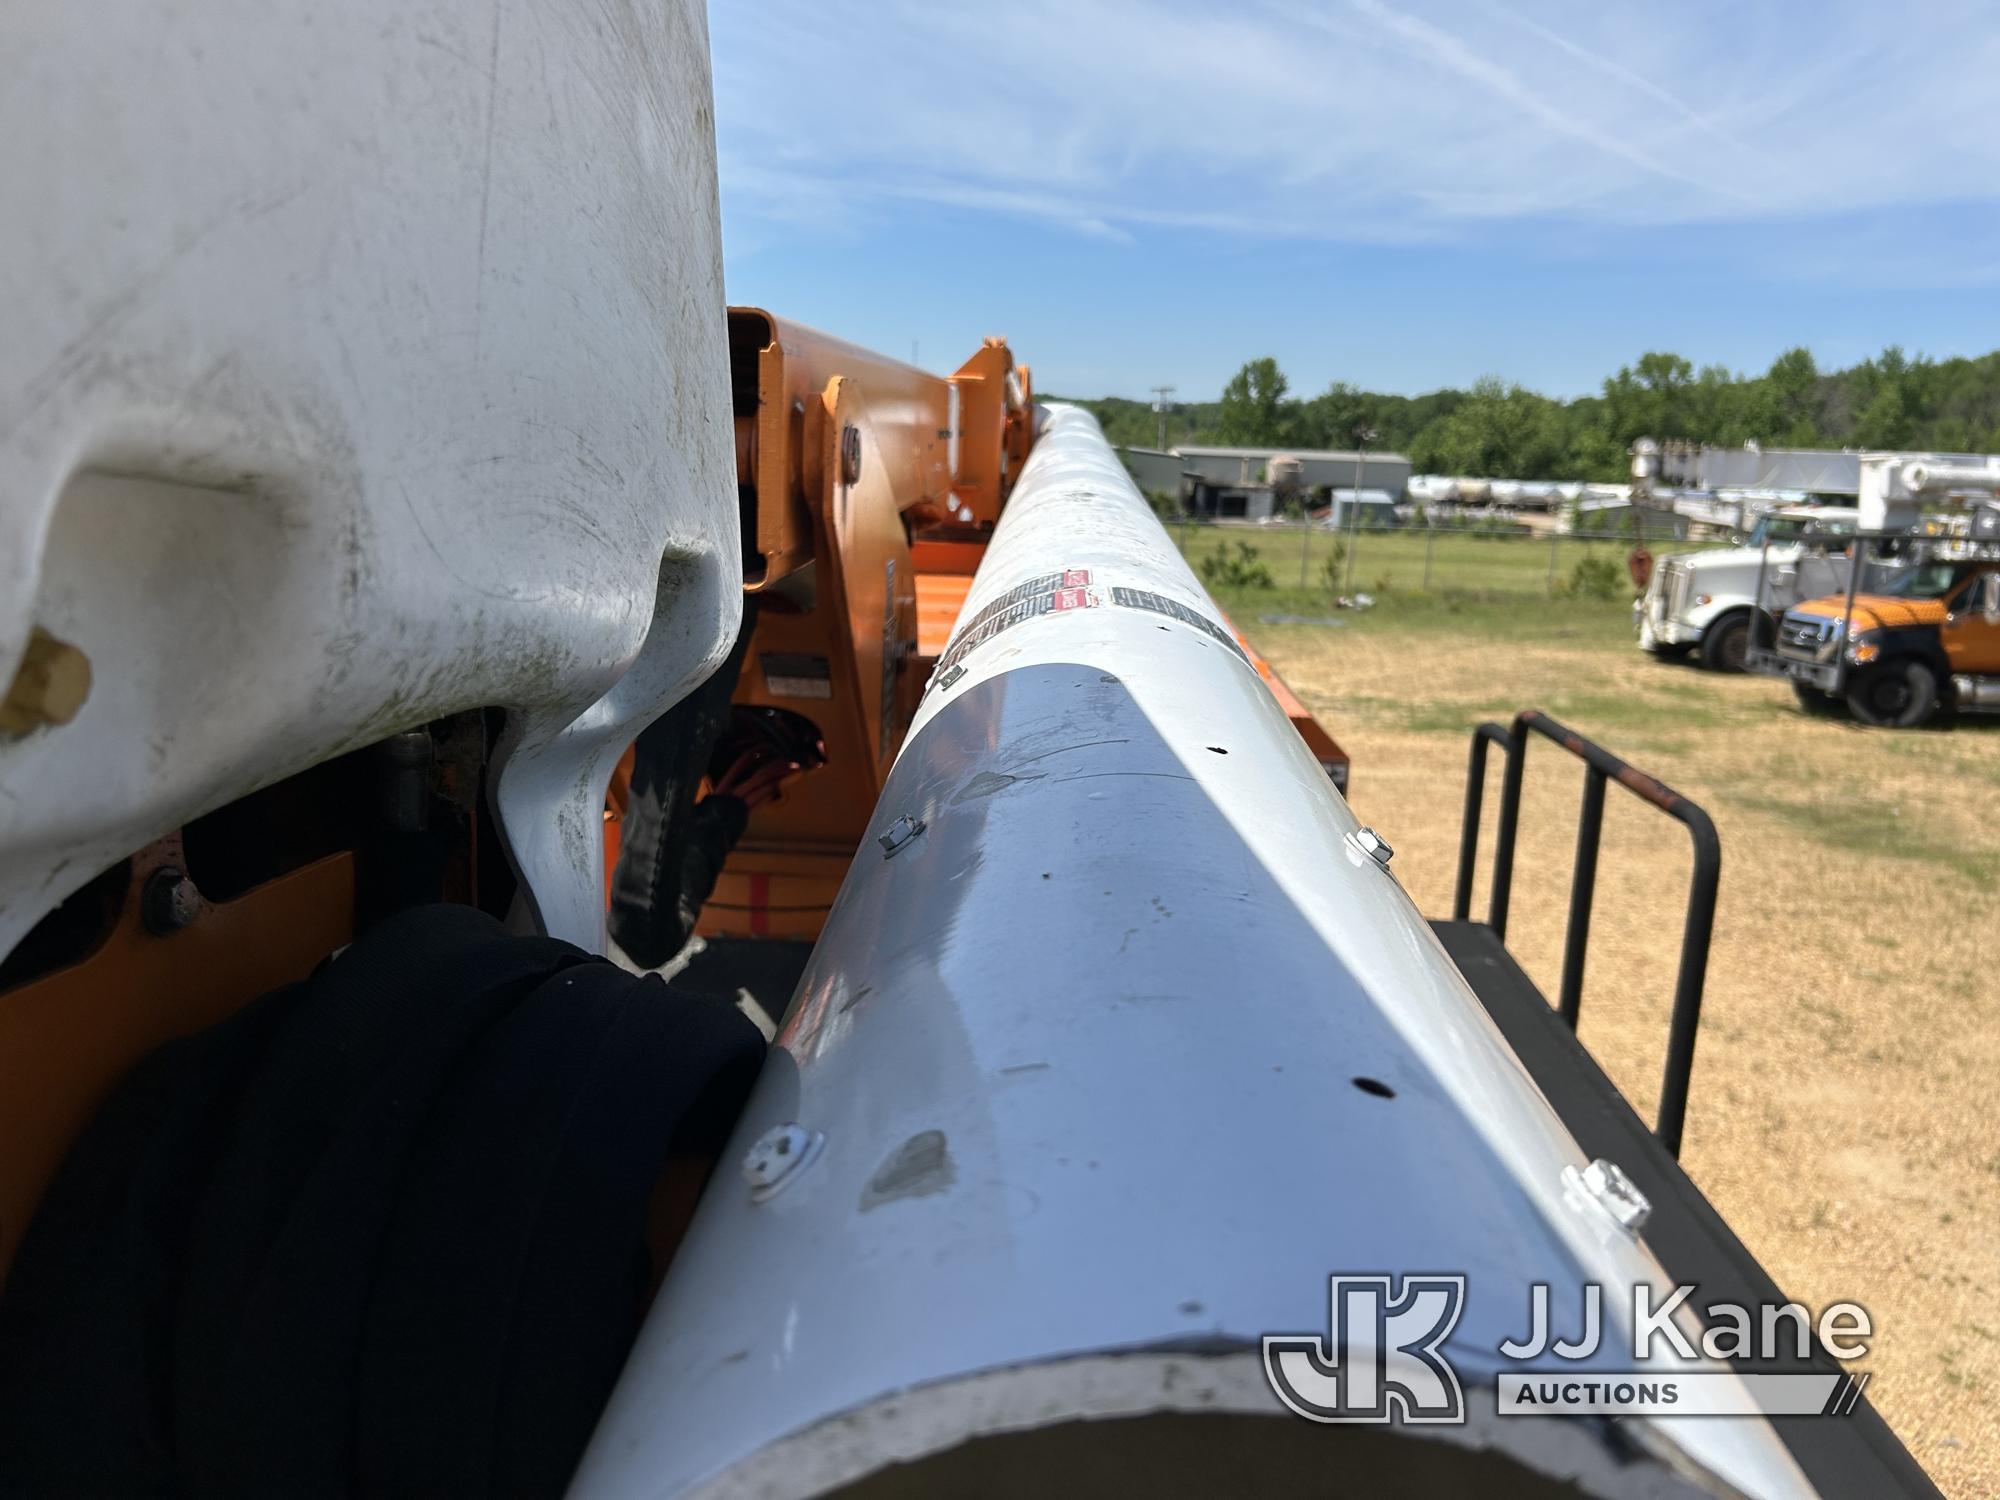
[710, 1, 2000, 401]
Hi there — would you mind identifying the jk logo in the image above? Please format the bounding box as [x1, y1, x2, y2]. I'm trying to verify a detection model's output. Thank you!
[1263, 1275, 1467, 1424]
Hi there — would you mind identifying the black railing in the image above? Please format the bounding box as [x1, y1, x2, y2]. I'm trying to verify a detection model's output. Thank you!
[1453, 710, 1721, 1157]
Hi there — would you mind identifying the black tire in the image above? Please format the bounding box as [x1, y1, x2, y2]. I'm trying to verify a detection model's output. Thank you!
[1699, 613, 1751, 673]
[1845, 660, 1939, 728]
[1791, 681, 1842, 717]
[0, 905, 766, 1497]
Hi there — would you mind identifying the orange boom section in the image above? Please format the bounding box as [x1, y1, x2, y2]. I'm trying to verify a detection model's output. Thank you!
[698, 313, 1034, 940]
[635, 314, 1351, 946]
[1226, 618, 1351, 791]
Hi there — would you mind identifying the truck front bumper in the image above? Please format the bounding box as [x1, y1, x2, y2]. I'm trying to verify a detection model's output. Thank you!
[1634, 605, 1700, 651]
[1746, 646, 1839, 691]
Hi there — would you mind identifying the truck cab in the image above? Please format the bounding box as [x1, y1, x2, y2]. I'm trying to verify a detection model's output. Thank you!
[1773, 556, 2000, 725]
[1636, 505, 1856, 671]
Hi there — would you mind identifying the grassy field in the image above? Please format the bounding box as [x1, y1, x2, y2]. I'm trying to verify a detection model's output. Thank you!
[1201, 538, 2000, 1496]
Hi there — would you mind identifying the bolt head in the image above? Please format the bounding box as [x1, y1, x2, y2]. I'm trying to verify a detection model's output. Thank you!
[1351, 827, 1394, 866]
[1577, 1157, 1651, 1233]
[742, 1122, 825, 1200]
[0, 628, 91, 736]
[141, 867, 201, 935]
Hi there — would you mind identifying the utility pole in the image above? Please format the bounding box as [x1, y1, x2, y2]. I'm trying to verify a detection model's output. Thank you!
[1344, 424, 1377, 594]
[1299, 493, 1313, 587]
[1149, 385, 1176, 451]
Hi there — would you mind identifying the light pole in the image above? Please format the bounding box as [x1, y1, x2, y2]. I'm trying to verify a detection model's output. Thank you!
[1149, 385, 1176, 451]
[1298, 477, 1312, 587]
[1344, 424, 1377, 594]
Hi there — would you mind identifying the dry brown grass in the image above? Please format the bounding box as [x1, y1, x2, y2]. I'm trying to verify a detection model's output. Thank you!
[1251, 616, 2000, 1497]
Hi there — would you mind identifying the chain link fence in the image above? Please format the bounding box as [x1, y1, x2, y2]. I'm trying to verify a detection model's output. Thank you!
[1170, 518, 1657, 601]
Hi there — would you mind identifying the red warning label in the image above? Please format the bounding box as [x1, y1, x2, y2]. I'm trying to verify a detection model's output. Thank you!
[930, 566, 1101, 690]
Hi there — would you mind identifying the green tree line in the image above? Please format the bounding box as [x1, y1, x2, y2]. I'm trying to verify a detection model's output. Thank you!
[1054, 346, 2000, 482]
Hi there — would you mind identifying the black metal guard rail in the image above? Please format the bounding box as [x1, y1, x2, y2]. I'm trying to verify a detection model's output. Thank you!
[1452, 710, 1721, 1157]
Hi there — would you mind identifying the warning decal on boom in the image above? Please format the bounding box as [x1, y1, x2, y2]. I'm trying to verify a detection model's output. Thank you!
[1109, 586, 1250, 663]
[929, 568, 1097, 688]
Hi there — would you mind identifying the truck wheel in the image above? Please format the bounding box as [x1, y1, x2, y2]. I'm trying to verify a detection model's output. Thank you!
[1699, 613, 1750, 673]
[1791, 681, 1842, 717]
[1845, 660, 1939, 728]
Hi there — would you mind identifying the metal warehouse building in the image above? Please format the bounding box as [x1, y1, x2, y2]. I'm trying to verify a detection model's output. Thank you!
[1120, 445, 1413, 519]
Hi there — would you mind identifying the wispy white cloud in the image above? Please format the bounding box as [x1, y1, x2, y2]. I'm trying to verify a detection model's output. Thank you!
[1465, 0, 1774, 170]
[1324, 0, 1745, 203]
[712, 0, 2000, 269]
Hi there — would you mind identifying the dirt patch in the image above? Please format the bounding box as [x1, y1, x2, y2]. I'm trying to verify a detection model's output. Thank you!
[1253, 618, 2000, 1497]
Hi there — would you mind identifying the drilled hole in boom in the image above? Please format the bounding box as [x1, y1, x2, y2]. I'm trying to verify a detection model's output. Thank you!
[1351, 1077, 1395, 1099]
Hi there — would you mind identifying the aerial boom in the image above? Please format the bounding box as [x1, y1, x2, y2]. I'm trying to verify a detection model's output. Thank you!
[575, 406, 1812, 1500]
